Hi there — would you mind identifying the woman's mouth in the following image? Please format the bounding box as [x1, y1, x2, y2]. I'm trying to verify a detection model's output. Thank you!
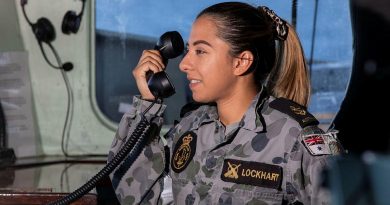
[189, 79, 201, 89]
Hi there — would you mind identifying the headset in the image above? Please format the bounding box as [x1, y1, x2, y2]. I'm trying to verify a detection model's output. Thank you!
[20, 0, 88, 160]
[62, 0, 86, 35]
[20, 0, 86, 71]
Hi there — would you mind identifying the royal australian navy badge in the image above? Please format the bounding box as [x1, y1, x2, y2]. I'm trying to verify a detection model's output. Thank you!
[171, 131, 197, 173]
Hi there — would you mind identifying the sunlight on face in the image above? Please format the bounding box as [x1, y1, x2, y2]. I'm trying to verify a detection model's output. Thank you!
[179, 16, 238, 103]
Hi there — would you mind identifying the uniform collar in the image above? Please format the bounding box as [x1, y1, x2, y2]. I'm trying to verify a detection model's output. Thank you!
[185, 87, 268, 132]
[238, 87, 269, 133]
[184, 103, 217, 131]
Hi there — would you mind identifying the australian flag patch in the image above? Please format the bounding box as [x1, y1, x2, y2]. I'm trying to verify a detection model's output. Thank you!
[301, 134, 331, 155]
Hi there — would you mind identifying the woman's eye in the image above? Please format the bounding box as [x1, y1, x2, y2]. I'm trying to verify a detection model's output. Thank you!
[195, 49, 206, 55]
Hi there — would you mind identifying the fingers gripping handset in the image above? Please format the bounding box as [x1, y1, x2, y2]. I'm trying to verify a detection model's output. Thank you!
[133, 31, 184, 100]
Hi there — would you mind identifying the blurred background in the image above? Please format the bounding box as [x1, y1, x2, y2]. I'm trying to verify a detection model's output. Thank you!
[0, 0, 389, 204]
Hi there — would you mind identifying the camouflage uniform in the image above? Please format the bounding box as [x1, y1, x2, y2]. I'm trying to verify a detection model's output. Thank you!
[108, 89, 343, 205]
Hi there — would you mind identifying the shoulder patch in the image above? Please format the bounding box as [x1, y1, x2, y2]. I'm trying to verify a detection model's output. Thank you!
[325, 130, 345, 155]
[301, 133, 331, 155]
[180, 101, 216, 118]
[269, 98, 318, 128]
[300, 127, 345, 156]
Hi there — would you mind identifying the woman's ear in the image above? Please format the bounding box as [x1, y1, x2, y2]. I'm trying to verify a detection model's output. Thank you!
[233, 50, 254, 76]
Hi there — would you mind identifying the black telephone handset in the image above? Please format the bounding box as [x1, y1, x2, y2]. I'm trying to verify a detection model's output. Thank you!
[148, 31, 184, 98]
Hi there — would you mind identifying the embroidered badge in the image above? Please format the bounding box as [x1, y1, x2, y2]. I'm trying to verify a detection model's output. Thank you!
[221, 159, 283, 190]
[290, 105, 306, 115]
[324, 130, 344, 155]
[171, 131, 197, 173]
[301, 134, 331, 155]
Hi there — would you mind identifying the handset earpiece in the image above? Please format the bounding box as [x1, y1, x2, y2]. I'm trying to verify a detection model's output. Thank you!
[148, 31, 184, 98]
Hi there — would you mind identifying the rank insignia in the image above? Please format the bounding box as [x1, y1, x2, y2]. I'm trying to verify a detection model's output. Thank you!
[269, 98, 319, 128]
[171, 131, 197, 173]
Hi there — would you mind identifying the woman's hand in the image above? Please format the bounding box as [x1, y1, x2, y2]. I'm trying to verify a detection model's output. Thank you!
[132, 50, 165, 100]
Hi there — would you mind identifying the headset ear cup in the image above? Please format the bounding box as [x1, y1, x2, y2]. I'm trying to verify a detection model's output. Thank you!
[62, 10, 81, 34]
[33, 17, 56, 43]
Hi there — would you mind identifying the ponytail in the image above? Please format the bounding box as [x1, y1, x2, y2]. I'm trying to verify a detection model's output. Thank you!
[267, 24, 311, 107]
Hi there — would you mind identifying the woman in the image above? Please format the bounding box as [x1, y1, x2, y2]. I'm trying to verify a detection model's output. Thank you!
[108, 2, 343, 204]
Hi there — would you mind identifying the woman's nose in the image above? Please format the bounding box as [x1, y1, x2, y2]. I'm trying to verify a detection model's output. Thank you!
[179, 53, 190, 73]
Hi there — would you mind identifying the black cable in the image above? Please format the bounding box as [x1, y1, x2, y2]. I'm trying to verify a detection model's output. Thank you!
[45, 41, 75, 157]
[22, 2, 74, 156]
[60, 163, 74, 192]
[20, 0, 104, 157]
[5, 158, 106, 170]
[21, 0, 59, 70]
[309, 0, 319, 76]
[60, 66, 73, 158]
[138, 170, 165, 205]
[20, 0, 33, 26]
[38, 42, 62, 69]
[47, 100, 158, 205]
[79, 0, 86, 17]
[291, 0, 298, 28]
[46, 41, 105, 158]
[110, 100, 162, 190]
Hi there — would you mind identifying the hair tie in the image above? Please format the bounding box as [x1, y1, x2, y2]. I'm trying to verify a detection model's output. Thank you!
[260, 6, 289, 41]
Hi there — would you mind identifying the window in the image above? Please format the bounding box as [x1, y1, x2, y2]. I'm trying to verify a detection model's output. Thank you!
[95, 0, 352, 125]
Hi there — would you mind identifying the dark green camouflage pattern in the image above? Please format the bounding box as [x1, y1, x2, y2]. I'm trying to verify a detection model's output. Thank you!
[108, 92, 343, 204]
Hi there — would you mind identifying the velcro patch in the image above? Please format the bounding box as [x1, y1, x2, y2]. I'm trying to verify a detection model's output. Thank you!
[171, 131, 197, 173]
[301, 134, 331, 155]
[221, 159, 283, 190]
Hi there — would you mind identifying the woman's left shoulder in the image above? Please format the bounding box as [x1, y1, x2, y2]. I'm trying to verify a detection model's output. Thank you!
[266, 97, 344, 156]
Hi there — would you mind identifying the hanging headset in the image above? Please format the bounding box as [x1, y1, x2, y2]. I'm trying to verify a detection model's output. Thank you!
[20, 0, 81, 71]
[62, 0, 86, 35]
[20, 0, 82, 160]
[20, 0, 55, 44]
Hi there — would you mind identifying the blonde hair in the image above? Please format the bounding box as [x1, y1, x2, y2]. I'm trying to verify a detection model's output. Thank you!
[267, 24, 311, 106]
